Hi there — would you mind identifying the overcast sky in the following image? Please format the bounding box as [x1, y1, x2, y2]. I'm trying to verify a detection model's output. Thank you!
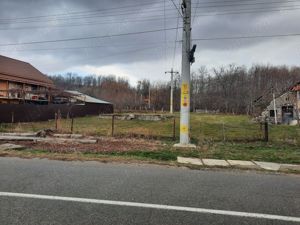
[0, 0, 299, 85]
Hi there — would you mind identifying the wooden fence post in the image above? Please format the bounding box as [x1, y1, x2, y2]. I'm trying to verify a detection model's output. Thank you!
[222, 122, 226, 142]
[111, 114, 115, 137]
[70, 117, 74, 134]
[11, 112, 14, 124]
[173, 116, 176, 140]
[56, 110, 62, 132]
[55, 113, 58, 130]
[264, 121, 269, 142]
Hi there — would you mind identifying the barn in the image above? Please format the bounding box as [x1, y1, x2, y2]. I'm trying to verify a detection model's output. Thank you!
[262, 82, 300, 125]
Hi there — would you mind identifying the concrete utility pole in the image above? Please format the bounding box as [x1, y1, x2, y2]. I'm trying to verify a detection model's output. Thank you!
[175, 0, 196, 147]
[272, 88, 278, 124]
[148, 83, 151, 109]
[165, 69, 179, 114]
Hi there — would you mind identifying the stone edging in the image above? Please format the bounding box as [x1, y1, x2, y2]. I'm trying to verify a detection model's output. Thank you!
[177, 157, 300, 172]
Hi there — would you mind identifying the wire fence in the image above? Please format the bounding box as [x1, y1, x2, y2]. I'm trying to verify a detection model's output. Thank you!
[0, 114, 299, 146]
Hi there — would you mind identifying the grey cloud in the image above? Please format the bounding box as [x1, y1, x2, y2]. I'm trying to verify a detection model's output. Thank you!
[0, 0, 299, 81]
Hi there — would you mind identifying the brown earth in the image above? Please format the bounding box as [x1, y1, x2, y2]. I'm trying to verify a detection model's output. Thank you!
[0, 137, 163, 153]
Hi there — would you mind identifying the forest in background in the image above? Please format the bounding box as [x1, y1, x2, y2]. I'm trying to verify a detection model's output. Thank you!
[49, 64, 300, 114]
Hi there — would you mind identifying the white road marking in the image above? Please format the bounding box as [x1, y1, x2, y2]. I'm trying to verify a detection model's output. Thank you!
[1, 192, 299, 223]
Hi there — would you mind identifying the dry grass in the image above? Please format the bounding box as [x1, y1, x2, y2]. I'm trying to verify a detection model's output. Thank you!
[1, 113, 300, 144]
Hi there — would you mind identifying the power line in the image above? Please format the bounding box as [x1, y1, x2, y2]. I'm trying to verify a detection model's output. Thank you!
[192, 33, 300, 41]
[0, 27, 181, 46]
[0, 8, 178, 25]
[194, 0, 300, 8]
[2, 4, 298, 26]
[64, 44, 175, 65]
[195, 4, 300, 13]
[0, 16, 182, 31]
[0, 42, 170, 52]
[172, 0, 181, 69]
[195, 6, 300, 17]
[193, 0, 300, 6]
[0, 0, 298, 24]
[192, 0, 200, 24]
[1, 1, 298, 26]
[164, 0, 167, 71]
[168, 0, 183, 17]
[0, 1, 172, 21]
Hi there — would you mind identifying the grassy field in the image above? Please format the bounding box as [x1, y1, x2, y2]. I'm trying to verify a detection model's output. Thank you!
[1, 113, 299, 144]
[0, 113, 299, 164]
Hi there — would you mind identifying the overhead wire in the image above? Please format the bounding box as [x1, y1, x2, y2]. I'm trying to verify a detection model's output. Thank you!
[193, 0, 300, 9]
[164, 0, 167, 71]
[192, 33, 300, 41]
[192, 0, 201, 24]
[0, 41, 173, 52]
[0, 17, 183, 31]
[168, 0, 183, 17]
[0, 1, 172, 21]
[0, 8, 178, 25]
[0, 27, 181, 47]
[195, 6, 300, 17]
[172, 0, 181, 69]
[195, 4, 300, 13]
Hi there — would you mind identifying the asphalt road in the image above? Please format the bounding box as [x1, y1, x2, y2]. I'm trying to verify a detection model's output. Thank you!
[0, 157, 299, 225]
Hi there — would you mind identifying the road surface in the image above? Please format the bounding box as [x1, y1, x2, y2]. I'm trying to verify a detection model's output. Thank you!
[0, 157, 299, 225]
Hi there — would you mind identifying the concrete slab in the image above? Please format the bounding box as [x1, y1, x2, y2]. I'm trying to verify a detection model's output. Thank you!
[254, 161, 281, 171]
[53, 134, 83, 139]
[0, 136, 96, 144]
[0, 132, 36, 137]
[227, 160, 258, 169]
[279, 164, 300, 172]
[0, 136, 38, 141]
[174, 143, 197, 148]
[177, 157, 203, 166]
[202, 159, 229, 167]
[0, 143, 25, 151]
[36, 138, 97, 144]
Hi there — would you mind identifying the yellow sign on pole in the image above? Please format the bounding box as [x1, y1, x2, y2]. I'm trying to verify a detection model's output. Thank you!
[180, 124, 188, 133]
[182, 83, 189, 94]
[181, 82, 189, 107]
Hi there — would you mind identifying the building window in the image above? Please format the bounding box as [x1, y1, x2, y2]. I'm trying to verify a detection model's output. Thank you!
[270, 110, 277, 117]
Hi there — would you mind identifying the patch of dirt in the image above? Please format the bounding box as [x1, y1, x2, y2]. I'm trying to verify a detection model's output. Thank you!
[0, 137, 163, 153]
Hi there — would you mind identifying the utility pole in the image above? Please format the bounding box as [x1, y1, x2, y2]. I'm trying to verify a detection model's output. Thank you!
[272, 87, 278, 124]
[175, 0, 196, 147]
[148, 83, 151, 109]
[165, 68, 179, 114]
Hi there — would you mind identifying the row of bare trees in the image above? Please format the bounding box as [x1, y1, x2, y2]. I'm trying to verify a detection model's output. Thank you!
[49, 64, 300, 114]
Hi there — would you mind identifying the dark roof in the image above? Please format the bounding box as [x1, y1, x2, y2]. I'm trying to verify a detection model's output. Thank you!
[0, 55, 54, 87]
[291, 81, 300, 91]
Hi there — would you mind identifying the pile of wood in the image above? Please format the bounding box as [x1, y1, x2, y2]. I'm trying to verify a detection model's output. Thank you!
[0, 130, 97, 144]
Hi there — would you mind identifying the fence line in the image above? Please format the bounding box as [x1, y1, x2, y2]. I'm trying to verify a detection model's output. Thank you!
[1, 114, 299, 145]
